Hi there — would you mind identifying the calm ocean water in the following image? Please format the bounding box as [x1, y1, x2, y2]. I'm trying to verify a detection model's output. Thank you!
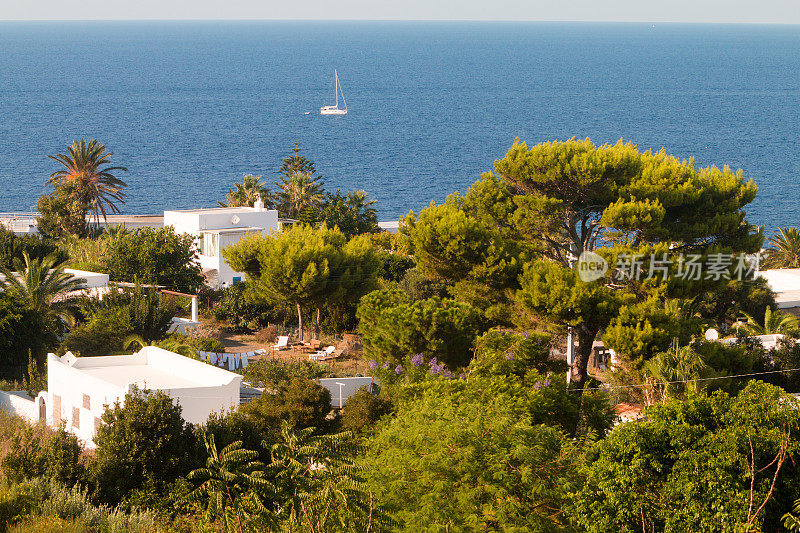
[0, 21, 798, 229]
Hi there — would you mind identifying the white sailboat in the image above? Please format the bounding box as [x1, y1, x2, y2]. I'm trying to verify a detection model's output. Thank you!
[320, 69, 347, 115]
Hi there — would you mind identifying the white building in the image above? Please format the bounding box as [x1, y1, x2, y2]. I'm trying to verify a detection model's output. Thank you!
[163, 202, 279, 288]
[759, 269, 800, 309]
[34, 347, 241, 447]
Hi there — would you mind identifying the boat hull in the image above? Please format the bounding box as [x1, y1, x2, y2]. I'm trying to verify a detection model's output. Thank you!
[320, 106, 347, 115]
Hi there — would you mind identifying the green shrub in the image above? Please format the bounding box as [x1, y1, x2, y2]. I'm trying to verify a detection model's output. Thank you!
[103, 226, 204, 291]
[240, 359, 325, 388]
[238, 377, 332, 443]
[90, 388, 199, 506]
[0, 480, 40, 532]
[0, 478, 157, 533]
[0, 422, 85, 488]
[64, 261, 105, 273]
[396, 267, 449, 300]
[60, 307, 130, 355]
[472, 329, 568, 376]
[211, 282, 277, 332]
[61, 285, 179, 356]
[377, 251, 414, 282]
[358, 292, 483, 368]
[340, 387, 393, 435]
[0, 228, 62, 270]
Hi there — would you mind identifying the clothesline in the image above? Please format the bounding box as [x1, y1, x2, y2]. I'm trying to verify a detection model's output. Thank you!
[198, 349, 266, 371]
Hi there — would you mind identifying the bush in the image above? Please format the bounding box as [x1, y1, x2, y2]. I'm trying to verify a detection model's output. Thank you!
[0, 293, 53, 380]
[240, 359, 325, 389]
[0, 480, 40, 532]
[397, 268, 449, 300]
[0, 228, 62, 270]
[61, 285, 179, 356]
[60, 307, 130, 355]
[472, 329, 568, 376]
[254, 325, 278, 344]
[340, 387, 393, 435]
[211, 282, 278, 332]
[358, 293, 483, 369]
[103, 226, 204, 291]
[571, 381, 800, 532]
[0, 478, 157, 533]
[377, 252, 414, 283]
[0, 415, 85, 489]
[362, 389, 580, 531]
[238, 377, 332, 443]
[90, 388, 199, 506]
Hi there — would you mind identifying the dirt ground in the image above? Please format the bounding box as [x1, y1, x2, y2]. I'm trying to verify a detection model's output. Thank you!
[219, 331, 372, 377]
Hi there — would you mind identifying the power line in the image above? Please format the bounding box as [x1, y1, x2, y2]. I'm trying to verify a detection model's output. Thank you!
[581, 367, 800, 392]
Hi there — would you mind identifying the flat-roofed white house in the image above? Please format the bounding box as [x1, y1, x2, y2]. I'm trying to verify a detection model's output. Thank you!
[39, 347, 241, 447]
[760, 269, 800, 310]
[163, 201, 279, 288]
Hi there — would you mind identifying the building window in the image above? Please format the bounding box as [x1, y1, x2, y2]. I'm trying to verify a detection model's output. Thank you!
[203, 233, 218, 257]
[52, 394, 61, 425]
[72, 407, 80, 429]
[82, 394, 90, 410]
[232, 276, 241, 285]
[95, 417, 102, 433]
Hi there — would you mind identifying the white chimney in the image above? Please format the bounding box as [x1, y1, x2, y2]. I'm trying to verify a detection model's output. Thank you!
[254, 196, 264, 212]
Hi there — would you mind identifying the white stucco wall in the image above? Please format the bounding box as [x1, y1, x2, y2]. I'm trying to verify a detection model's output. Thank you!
[164, 207, 278, 288]
[0, 390, 39, 423]
[45, 348, 242, 447]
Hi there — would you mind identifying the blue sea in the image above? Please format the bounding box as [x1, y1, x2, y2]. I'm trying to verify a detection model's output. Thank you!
[0, 21, 799, 230]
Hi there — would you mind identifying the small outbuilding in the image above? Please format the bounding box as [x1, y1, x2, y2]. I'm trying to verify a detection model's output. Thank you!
[42, 347, 241, 447]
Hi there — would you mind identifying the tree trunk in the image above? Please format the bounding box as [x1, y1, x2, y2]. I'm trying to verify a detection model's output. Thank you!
[296, 302, 304, 342]
[315, 307, 321, 340]
[570, 324, 598, 390]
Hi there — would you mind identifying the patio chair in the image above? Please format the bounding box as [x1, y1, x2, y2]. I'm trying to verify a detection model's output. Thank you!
[271, 336, 290, 351]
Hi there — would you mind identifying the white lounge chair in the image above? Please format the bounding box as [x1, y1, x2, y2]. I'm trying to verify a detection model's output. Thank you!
[309, 345, 336, 361]
[271, 336, 290, 351]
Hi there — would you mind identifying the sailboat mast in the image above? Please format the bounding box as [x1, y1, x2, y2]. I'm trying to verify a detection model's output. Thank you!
[339, 76, 347, 111]
[334, 69, 339, 108]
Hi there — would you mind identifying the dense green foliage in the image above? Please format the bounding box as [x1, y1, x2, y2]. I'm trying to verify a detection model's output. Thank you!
[0, 293, 51, 378]
[0, 228, 61, 270]
[37, 138, 127, 238]
[225, 224, 380, 339]
[61, 285, 179, 355]
[363, 390, 581, 531]
[103, 226, 203, 291]
[91, 389, 198, 506]
[358, 288, 483, 368]
[572, 381, 800, 532]
[237, 377, 332, 444]
[340, 387, 393, 435]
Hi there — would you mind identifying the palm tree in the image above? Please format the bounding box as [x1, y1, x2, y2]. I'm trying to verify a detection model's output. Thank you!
[762, 227, 800, 269]
[123, 334, 195, 357]
[265, 421, 388, 531]
[277, 171, 326, 219]
[0, 251, 86, 325]
[47, 138, 128, 228]
[644, 343, 711, 401]
[346, 189, 376, 212]
[187, 433, 275, 532]
[218, 174, 274, 208]
[742, 307, 799, 335]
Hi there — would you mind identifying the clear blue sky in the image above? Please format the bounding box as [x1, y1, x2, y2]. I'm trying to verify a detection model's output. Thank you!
[2, 0, 799, 23]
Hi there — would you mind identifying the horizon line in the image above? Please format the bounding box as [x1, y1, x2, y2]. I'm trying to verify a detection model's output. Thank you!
[1, 18, 800, 25]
